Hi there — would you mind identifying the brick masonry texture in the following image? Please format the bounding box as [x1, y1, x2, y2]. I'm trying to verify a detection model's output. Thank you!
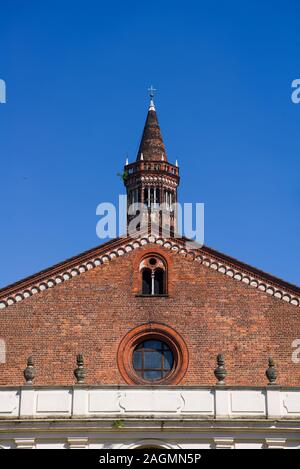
[0, 243, 299, 386]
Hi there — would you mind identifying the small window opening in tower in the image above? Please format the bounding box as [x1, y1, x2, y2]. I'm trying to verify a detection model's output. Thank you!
[156, 188, 160, 206]
[150, 188, 154, 206]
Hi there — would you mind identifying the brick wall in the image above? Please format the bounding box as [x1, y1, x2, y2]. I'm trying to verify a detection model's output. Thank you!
[0, 243, 299, 386]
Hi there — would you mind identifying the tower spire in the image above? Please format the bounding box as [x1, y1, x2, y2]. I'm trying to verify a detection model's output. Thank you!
[124, 92, 180, 237]
[137, 86, 167, 162]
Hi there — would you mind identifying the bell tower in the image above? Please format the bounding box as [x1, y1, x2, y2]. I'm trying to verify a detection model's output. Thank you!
[124, 88, 180, 237]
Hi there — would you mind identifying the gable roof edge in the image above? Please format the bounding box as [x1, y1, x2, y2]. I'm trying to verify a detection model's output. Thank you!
[0, 234, 299, 309]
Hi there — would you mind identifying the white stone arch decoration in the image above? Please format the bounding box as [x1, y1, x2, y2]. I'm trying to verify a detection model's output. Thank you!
[0, 339, 6, 364]
[120, 439, 181, 449]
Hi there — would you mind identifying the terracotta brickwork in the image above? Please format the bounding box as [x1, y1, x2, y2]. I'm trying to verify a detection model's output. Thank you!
[0, 243, 299, 386]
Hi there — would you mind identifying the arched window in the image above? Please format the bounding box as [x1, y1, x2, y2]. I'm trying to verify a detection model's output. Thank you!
[117, 323, 189, 385]
[133, 339, 174, 381]
[140, 256, 167, 295]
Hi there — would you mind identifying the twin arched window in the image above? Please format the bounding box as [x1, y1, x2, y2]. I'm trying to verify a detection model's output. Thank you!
[140, 256, 167, 295]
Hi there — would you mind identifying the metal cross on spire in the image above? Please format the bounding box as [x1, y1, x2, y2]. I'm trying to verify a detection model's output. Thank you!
[148, 85, 156, 111]
[148, 85, 156, 99]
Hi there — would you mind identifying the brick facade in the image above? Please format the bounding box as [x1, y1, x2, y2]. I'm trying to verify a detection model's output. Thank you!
[0, 241, 299, 386]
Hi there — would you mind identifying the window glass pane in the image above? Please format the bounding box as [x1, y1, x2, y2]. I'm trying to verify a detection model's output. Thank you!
[142, 269, 152, 294]
[133, 340, 174, 382]
[164, 351, 174, 370]
[143, 370, 162, 380]
[154, 268, 165, 294]
[133, 351, 142, 369]
[143, 340, 161, 350]
[144, 351, 162, 369]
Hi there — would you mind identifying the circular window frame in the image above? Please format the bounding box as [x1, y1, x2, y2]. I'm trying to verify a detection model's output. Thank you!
[117, 323, 188, 385]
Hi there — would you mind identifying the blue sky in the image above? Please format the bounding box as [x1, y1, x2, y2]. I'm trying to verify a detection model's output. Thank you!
[0, 0, 299, 288]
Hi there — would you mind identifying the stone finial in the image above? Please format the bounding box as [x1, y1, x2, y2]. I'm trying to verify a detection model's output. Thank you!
[214, 354, 227, 385]
[23, 356, 36, 385]
[266, 357, 278, 385]
[74, 354, 86, 384]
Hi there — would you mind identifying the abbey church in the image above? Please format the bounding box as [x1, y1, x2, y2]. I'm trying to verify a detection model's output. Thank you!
[0, 95, 300, 450]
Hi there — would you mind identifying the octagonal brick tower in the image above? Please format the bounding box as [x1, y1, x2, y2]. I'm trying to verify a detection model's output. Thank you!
[124, 92, 180, 236]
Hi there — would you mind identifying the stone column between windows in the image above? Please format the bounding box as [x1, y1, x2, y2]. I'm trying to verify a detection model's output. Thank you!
[151, 270, 155, 295]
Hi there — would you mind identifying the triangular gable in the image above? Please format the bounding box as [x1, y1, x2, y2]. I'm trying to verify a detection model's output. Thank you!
[0, 234, 299, 309]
